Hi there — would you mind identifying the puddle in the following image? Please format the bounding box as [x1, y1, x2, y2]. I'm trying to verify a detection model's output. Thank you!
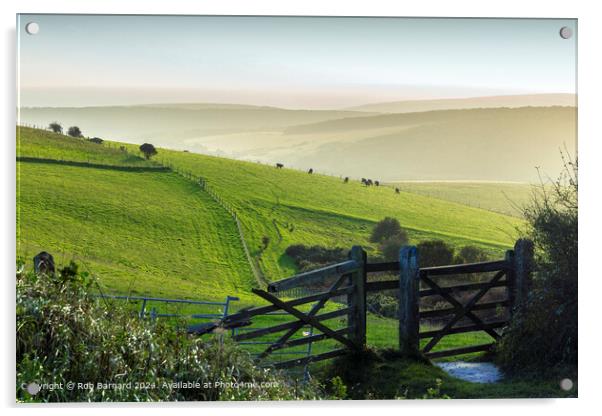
[435, 361, 503, 383]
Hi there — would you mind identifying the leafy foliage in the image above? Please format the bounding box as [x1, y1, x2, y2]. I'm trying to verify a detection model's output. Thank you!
[370, 217, 404, 243]
[285, 244, 347, 272]
[139, 143, 158, 160]
[416, 240, 454, 267]
[48, 122, 62, 134]
[16, 263, 321, 402]
[496, 154, 577, 374]
[67, 126, 83, 138]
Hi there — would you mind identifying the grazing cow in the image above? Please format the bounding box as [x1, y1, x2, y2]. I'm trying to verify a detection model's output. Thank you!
[344, 177, 349, 183]
[276, 163, 284, 169]
[395, 187, 400, 194]
[34, 251, 55, 275]
[366, 179, 373, 186]
[375, 180, 380, 186]
[361, 178, 367, 185]
[308, 168, 313, 174]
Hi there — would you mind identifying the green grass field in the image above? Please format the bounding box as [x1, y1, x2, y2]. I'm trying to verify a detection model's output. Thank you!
[388, 181, 536, 217]
[152, 148, 524, 281]
[17, 126, 525, 368]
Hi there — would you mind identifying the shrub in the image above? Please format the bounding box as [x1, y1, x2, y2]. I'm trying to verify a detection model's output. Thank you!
[367, 293, 398, 319]
[370, 217, 403, 243]
[139, 143, 158, 160]
[285, 244, 347, 272]
[48, 122, 62, 134]
[454, 245, 489, 264]
[416, 240, 454, 267]
[67, 126, 82, 138]
[379, 233, 409, 261]
[496, 154, 577, 374]
[16, 262, 321, 402]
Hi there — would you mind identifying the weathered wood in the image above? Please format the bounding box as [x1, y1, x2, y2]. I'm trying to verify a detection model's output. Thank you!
[270, 327, 353, 351]
[349, 246, 367, 348]
[420, 300, 510, 319]
[227, 286, 354, 324]
[267, 260, 359, 292]
[424, 343, 495, 359]
[366, 262, 400, 273]
[399, 246, 420, 353]
[270, 348, 348, 369]
[258, 272, 349, 359]
[420, 260, 511, 276]
[420, 321, 507, 339]
[421, 270, 506, 353]
[513, 239, 534, 308]
[420, 274, 502, 341]
[419, 280, 507, 297]
[366, 280, 398, 292]
[252, 289, 358, 350]
[505, 249, 517, 316]
[233, 308, 350, 341]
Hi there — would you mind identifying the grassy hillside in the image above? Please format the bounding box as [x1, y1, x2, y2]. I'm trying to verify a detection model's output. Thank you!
[17, 128, 254, 301]
[154, 148, 524, 281]
[388, 181, 536, 218]
[282, 106, 576, 182]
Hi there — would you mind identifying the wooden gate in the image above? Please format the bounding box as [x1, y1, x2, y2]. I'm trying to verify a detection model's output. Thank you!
[222, 247, 367, 369]
[221, 240, 532, 367]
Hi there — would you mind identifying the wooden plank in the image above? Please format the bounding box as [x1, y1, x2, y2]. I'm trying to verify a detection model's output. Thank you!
[421, 276, 502, 342]
[267, 260, 359, 292]
[270, 348, 348, 369]
[420, 300, 510, 319]
[399, 246, 420, 353]
[252, 289, 358, 350]
[513, 239, 534, 307]
[258, 272, 349, 359]
[349, 246, 367, 347]
[366, 262, 400, 273]
[226, 286, 354, 324]
[419, 280, 507, 297]
[419, 321, 507, 339]
[271, 327, 353, 351]
[421, 270, 506, 353]
[233, 308, 350, 341]
[424, 343, 495, 359]
[366, 280, 398, 292]
[420, 260, 510, 276]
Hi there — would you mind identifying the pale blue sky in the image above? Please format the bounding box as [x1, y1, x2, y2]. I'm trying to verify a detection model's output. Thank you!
[17, 15, 577, 108]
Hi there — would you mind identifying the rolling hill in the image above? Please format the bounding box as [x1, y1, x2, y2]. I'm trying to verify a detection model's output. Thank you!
[346, 93, 576, 113]
[17, 126, 524, 296]
[18, 95, 576, 183]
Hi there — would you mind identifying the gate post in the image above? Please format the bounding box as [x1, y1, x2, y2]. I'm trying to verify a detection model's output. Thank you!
[512, 239, 534, 309]
[399, 246, 420, 354]
[348, 246, 367, 349]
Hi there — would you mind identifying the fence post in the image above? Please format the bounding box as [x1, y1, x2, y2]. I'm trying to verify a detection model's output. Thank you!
[348, 246, 367, 349]
[505, 249, 516, 315]
[399, 246, 419, 354]
[512, 239, 534, 309]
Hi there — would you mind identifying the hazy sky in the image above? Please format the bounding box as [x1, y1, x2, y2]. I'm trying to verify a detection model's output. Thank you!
[17, 15, 577, 108]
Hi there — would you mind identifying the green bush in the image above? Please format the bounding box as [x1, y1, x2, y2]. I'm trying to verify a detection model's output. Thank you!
[416, 240, 454, 267]
[16, 262, 321, 402]
[370, 217, 404, 243]
[285, 244, 347, 272]
[496, 155, 577, 374]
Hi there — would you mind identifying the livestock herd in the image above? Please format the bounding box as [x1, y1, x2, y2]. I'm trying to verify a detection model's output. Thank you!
[275, 163, 401, 194]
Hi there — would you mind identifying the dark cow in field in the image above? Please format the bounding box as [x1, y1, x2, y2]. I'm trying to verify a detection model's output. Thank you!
[308, 168, 313, 174]
[276, 163, 284, 169]
[34, 251, 55, 275]
[361, 178, 367, 185]
[366, 179, 373, 186]
[375, 180, 380, 186]
[344, 177, 349, 183]
[395, 187, 400, 194]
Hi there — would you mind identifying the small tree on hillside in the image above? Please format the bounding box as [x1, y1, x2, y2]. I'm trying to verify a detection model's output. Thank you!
[139, 143, 157, 160]
[379, 233, 410, 261]
[67, 126, 83, 138]
[48, 122, 62, 134]
[370, 217, 404, 243]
